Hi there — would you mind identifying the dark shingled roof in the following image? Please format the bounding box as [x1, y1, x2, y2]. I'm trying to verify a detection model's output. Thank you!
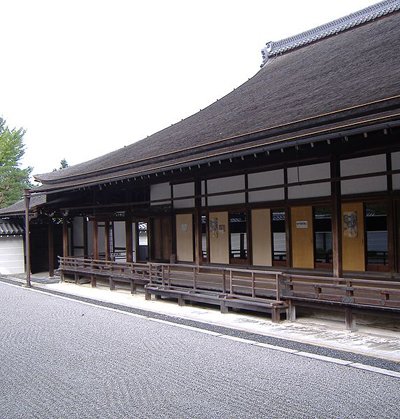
[0, 220, 24, 236]
[0, 194, 47, 216]
[34, 1, 400, 192]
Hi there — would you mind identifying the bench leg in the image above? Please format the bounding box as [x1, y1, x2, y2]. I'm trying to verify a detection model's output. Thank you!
[271, 307, 281, 323]
[345, 307, 357, 331]
[286, 300, 296, 322]
[130, 282, 136, 295]
[74, 273, 78, 284]
[220, 301, 228, 314]
[109, 278, 115, 291]
[145, 289, 152, 300]
[177, 296, 185, 307]
[91, 275, 97, 288]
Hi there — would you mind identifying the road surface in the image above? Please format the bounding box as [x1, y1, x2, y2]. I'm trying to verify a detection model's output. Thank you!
[0, 282, 399, 418]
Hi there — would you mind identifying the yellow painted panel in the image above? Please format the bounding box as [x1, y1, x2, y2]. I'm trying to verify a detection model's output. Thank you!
[251, 209, 272, 266]
[342, 202, 365, 271]
[209, 211, 229, 264]
[176, 214, 194, 262]
[291, 206, 314, 269]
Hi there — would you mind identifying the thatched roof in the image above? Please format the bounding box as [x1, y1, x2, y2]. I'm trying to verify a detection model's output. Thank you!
[34, 1, 400, 193]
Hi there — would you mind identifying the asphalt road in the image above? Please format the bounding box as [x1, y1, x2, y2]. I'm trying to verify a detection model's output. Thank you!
[0, 282, 399, 419]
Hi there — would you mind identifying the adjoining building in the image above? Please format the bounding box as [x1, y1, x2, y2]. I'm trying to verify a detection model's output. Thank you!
[2, 0, 400, 327]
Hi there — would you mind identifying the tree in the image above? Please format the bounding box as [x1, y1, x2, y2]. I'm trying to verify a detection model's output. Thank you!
[52, 158, 69, 171]
[0, 118, 32, 208]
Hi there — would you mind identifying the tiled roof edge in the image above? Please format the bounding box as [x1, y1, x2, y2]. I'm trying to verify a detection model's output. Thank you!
[261, 0, 400, 66]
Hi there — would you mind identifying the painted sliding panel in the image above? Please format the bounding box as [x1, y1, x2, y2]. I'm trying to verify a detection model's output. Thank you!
[341, 154, 387, 194]
[342, 202, 365, 272]
[176, 214, 194, 262]
[209, 211, 229, 264]
[251, 209, 272, 266]
[291, 206, 314, 269]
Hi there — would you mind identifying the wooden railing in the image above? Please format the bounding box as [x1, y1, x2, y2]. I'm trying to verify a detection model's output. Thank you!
[282, 274, 400, 309]
[57, 257, 400, 310]
[147, 262, 282, 301]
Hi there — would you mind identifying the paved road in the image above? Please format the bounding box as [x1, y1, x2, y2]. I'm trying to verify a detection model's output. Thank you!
[0, 282, 399, 419]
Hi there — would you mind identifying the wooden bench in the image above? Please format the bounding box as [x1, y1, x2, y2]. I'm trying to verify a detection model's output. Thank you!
[144, 284, 288, 322]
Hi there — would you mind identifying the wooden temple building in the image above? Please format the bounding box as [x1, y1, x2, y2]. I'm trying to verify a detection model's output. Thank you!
[2, 0, 400, 328]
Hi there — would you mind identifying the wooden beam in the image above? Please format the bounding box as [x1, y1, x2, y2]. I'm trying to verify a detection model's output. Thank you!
[331, 156, 343, 278]
[48, 221, 54, 277]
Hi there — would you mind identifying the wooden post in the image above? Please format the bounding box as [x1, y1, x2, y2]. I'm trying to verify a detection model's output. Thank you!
[93, 219, 99, 260]
[83, 217, 88, 257]
[48, 221, 54, 277]
[104, 220, 111, 261]
[194, 179, 202, 265]
[24, 189, 31, 288]
[125, 213, 133, 263]
[331, 156, 343, 278]
[345, 307, 357, 331]
[62, 217, 69, 258]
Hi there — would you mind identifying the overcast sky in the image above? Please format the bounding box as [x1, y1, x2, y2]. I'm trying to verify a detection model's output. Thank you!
[1, 0, 379, 180]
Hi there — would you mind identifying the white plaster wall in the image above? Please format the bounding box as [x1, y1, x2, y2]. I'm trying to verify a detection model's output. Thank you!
[150, 182, 171, 206]
[0, 237, 25, 274]
[207, 175, 245, 206]
[173, 182, 194, 208]
[392, 151, 400, 190]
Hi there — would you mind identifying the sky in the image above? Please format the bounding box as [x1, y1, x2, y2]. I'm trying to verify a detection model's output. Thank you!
[0, 0, 380, 181]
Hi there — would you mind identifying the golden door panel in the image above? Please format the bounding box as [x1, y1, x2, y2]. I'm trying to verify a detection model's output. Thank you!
[342, 202, 365, 271]
[209, 211, 229, 264]
[251, 209, 272, 266]
[176, 214, 194, 262]
[291, 206, 314, 269]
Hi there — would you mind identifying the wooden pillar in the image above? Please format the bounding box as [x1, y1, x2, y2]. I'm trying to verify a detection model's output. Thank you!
[24, 189, 31, 288]
[125, 213, 133, 263]
[331, 156, 343, 278]
[62, 217, 69, 258]
[194, 179, 202, 265]
[92, 219, 99, 259]
[104, 220, 111, 261]
[83, 217, 88, 257]
[48, 221, 54, 277]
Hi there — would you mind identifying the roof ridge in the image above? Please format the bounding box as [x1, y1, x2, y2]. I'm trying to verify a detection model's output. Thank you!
[261, 0, 400, 66]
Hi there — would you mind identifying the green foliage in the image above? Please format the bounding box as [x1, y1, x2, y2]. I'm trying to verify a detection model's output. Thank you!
[53, 158, 69, 171]
[0, 118, 32, 208]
